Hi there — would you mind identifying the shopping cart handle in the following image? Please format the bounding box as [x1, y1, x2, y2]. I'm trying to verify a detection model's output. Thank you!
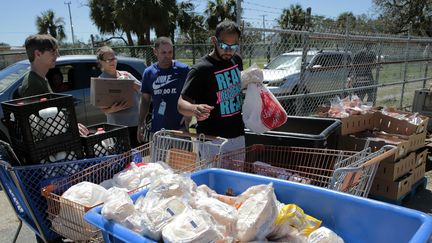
[360, 147, 396, 169]
[41, 184, 56, 197]
[156, 129, 227, 142]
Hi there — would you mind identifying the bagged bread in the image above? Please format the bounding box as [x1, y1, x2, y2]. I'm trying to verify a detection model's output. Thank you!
[195, 196, 238, 238]
[61, 181, 108, 207]
[308, 227, 344, 243]
[162, 208, 223, 243]
[236, 183, 278, 242]
[101, 187, 135, 223]
[136, 196, 188, 241]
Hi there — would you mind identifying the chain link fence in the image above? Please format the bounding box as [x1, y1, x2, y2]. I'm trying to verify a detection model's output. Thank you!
[1, 27, 431, 116]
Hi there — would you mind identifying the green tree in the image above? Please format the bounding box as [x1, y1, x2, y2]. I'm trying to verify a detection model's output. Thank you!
[176, 2, 208, 43]
[336, 12, 356, 31]
[35, 10, 66, 41]
[205, 0, 237, 30]
[278, 4, 306, 30]
[373, 0, 432, 36]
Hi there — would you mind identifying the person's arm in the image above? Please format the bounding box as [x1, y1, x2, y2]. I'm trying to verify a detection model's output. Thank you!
[178, 95, 213, 121]
[137, 93, 151, 143]
[101, 101, 129, 114]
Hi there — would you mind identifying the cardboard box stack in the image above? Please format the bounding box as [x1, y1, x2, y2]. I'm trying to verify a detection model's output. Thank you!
[319, 105, 428, 201]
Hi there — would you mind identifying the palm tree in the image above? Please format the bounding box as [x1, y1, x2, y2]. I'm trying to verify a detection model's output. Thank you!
[205, 0, 237, 30]
[278, 4, 306, 30]
[36, 9, 66, 41]
[336, 12, 356, 31]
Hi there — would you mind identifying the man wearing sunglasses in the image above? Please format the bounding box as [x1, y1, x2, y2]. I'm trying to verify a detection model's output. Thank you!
[178, 19, 245, 155]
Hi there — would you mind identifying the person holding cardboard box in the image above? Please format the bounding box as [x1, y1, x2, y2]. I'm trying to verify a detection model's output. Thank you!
[137, 37, 191, 143]
[96, 46, 142, 147]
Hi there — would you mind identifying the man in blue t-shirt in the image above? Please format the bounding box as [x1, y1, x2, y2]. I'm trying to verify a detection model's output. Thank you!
[137, 37, 190, 143]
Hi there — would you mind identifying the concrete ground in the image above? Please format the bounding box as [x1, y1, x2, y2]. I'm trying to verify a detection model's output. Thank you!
[0, 166, 431, 243]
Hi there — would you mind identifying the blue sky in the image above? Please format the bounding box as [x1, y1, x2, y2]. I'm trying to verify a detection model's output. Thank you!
[0, 0, 375, 46]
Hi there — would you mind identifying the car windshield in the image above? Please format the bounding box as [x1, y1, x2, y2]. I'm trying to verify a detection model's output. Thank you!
[265, 55, 302, 71]
[0, 63, 30, 93]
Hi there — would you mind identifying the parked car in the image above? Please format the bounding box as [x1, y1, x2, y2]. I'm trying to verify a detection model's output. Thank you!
[263, 50, 352, 96]
[0, 55, 146, 143]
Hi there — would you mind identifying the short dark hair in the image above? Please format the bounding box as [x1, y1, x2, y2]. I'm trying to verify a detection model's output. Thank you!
[215, 19, 241, 38]
[96, 45, 115, 60]
[154, 36, 173, 49]
[24, 34, 58, 62]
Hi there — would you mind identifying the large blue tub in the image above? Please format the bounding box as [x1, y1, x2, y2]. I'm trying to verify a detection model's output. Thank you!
[85, 169, 432, 243]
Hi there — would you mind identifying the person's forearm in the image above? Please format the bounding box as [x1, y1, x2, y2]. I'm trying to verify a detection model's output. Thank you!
[178, 97, 197, 117]
[138, 100, 150, 126]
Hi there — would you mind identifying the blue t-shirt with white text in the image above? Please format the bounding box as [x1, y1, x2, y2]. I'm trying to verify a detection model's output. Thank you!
[141, 61, 189, 132]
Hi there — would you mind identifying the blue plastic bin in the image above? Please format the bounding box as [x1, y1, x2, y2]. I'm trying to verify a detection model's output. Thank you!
[84, 169, 432, 243]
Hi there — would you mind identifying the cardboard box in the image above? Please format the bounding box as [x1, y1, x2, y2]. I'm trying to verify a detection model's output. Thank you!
[415, 149, 428, 167]
[338, 131, 409, 160]
[317, 107, 428, 136]
[376, 108, 429, 135]
[375, 152, 415, 181]
[90, 77, 135, 108]
[370, 173, 412, 200]
[411, 163, 426, 185]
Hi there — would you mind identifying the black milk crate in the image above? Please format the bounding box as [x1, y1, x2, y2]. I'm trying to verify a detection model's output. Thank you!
[81, 123, 131, 158]
[15, 138, 84, 165]
[1, 93, 80, 150]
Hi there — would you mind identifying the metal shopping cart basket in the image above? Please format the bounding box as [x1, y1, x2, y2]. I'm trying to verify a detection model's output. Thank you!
[0, 140, 113, 243]
[41, 130, 227, 242]
[219, 143, 396, 197]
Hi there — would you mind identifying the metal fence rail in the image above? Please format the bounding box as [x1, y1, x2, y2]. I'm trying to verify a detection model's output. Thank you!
[1, 27, 431, 114]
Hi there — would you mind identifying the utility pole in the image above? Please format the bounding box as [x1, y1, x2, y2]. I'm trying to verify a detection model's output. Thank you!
[260, 14, 266, 43]
[65, 1, 75, 44]
[236, 0, 242, 27]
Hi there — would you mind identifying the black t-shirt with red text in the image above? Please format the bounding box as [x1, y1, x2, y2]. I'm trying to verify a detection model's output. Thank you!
[182, 54, 244, 138]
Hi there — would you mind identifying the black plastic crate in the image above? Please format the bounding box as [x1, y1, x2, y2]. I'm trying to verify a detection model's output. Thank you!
[245, 116, 342, 149]
[14, 138, 84, 165]
[81, 123, 131, 158]
[1, 93, 80, 150]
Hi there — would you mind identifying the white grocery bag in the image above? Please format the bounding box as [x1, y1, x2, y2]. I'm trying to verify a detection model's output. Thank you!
[241, 64, 288, 133]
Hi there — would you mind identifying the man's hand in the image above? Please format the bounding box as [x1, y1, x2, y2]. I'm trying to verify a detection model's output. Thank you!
[137, 123, 147, 143]
[77, 123, 89, 137]
[193, 104, 214, 121]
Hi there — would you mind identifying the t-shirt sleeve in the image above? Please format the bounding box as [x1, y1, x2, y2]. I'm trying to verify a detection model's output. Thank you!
[234, 54, 244, 71]
[181, 67, 200, 101]
[140, 69, 152, 95]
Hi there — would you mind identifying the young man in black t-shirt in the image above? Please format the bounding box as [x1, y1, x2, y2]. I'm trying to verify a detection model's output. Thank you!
[178, 20, 245, 155]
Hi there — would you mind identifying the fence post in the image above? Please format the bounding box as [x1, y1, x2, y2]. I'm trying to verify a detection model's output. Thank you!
[423, 43, 431, 88]
[400, 24, 412, 109]
[374, 40, 383, 105]
[342, 17, 350, 98]
[296, 22, 311, 115]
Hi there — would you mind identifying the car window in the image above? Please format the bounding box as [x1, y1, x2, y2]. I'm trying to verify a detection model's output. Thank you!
[117, 63, 142, 80]
[63, 63, 101, 90]
[0, 63, 29, 92]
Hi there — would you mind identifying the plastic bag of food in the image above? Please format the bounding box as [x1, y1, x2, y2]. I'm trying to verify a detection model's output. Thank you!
[241, 63, 264, 89]
[146, 173, 197, 201]
[61, 181, 108, 207]
[308, 226, 344, 243]
[101, 187, 135, 223]
[135, 195, 189, 241]
[236, 183, 278, 242]
[195, 196, 238, 238]
[162, 208, 224, 243]
[274, 204, 321, 235]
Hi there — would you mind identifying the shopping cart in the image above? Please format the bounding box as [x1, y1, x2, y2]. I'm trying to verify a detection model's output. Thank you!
[41, 130, 227, 242]
[219, 144, 396, 197]
[0, 140, 113, 243]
